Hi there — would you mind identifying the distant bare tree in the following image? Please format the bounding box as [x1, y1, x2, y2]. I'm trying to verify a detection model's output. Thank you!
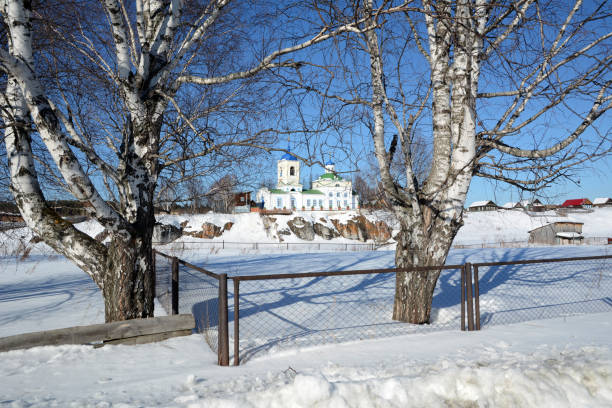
[206, 174, 236, 214]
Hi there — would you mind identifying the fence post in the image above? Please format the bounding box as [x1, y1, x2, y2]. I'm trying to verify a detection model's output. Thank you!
[171, 257, 179, 315]
[223, 240, 225, 250]
[233, 278, 240, 366]
[473, 265, 481, 330]
[218, 273, 230, 366]
[465, 262, 474, 331]
[152, 249, 156, 298]
[461, 264, 466, 331]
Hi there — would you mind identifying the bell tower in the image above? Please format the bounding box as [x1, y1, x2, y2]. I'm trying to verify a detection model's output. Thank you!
[277, 138, 301, 190]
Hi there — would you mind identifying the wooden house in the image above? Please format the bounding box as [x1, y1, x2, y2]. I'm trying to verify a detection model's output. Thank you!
[467, 200, 498, 212]
[501, 199, 545, 211]
[593, 197, 612, 207]
[560, 198, 593, 209]
[528, 222, 584, 245]
[233, 192, 252, 213]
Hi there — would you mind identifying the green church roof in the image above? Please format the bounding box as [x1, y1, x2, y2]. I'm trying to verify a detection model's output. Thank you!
[302, 189, 324, 195]
[318, 173, 343, 180]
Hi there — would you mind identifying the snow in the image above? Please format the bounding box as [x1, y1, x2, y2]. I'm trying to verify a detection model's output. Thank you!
[2, 211, 612, 406]
[468, 200, 494, 207]
[557, 232, 583, 238]
[594, 197, 611, 205]
[456, 207, 612, 244]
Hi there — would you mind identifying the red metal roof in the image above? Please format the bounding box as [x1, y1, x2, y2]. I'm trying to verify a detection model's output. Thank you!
[561, 198, 591, 207]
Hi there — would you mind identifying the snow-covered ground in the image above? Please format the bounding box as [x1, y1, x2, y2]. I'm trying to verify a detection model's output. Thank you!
[2, 207, 611, 257]
[2, 245, 612, 406]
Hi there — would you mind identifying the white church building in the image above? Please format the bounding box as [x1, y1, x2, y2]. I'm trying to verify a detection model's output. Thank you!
[256, 152, 359, 211]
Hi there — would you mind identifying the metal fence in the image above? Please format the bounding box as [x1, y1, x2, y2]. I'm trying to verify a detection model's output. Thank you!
[153, 240, 384, 254]
[154, 251, 612, 366]
[154, 251, 228, 365]
[469, 255, 612, 329]
[452, 237, 611, 249]
[230, 265, 464, 364]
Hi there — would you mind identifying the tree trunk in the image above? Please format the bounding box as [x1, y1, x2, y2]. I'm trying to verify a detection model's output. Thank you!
[391, 217, 456, 324]
[103, 219, 156, 322]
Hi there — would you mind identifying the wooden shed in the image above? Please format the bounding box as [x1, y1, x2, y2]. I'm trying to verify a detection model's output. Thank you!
[528, 222, 584, 245]
[468, 200, 498, 212]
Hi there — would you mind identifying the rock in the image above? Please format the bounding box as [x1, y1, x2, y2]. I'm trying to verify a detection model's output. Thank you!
[200, 222, 223, 239]
[153, 223, 183, 244]
[223, 222, 234, 232]
[329, 215, 391, 243]
[287, 217, 315, 241]
[331, 218, 367, 242]
[313, 223, 338, 240]
[184, 222, 223, 239]
[360, 216, 392, 243]
[180, 220, 189, 229]
[261, 216, 280, 241]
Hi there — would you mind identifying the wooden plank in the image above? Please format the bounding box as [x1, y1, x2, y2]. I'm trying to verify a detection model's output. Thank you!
[99, 329, 193, 347]
[0, 314, 195, 353]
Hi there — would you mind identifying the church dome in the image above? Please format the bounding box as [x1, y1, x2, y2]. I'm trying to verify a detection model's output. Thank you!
[281, 152, 298, 161]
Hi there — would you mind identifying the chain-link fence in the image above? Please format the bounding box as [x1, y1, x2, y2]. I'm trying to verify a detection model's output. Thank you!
[153, 240, 384, 256]
[472, 255, 612, 328]
[154, 251, 612, 366]
[154, 251, 225, 362]
[154, 251, 173, 314]
[230, 266, 464, 364]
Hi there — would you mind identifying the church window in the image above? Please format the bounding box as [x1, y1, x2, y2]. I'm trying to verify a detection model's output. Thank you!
[344, 200, 348, 207]
[329, 192, 333, 197]
[307, 199, 311, 207]
[280, 169, 283, 177]
[329, 200, 333, 208]
[318, 199, 323, 207]
[336, 200, 341, 208]
[291, 198, 296, 208]
[290, 166, 295, 176]
[335, 183, 340, 187]
[344, 192, 348, 198]
[277, 198, 282, 208]
[336, 192, 340, 197]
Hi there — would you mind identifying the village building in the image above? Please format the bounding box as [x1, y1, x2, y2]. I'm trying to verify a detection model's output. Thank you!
[593, 197, 612, 207]
[528, 221, 584, 245]
[501, 199, 546, 212]
[233, 192, 252, 213]
[467, 200, 498, 212]
[256, 153, 359, 211]
[560, 198, 593, 209]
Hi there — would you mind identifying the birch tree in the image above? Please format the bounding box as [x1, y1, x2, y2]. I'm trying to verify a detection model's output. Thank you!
[333, 0, 611, 323]
[0, 0, 367, 322]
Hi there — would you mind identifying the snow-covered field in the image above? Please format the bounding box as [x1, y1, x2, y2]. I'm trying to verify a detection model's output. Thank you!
[1, 209, 612, 406]
[2, 245, 612, 406]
